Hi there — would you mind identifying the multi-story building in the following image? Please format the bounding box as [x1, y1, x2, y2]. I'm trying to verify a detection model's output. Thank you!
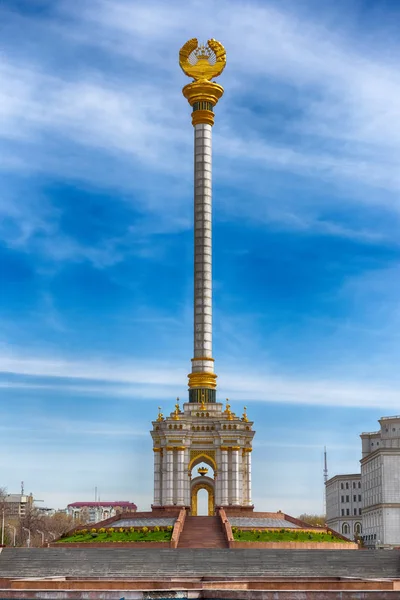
[3, 493, 34, 518]
[325, 474, 362, 540]
[361, 415, 400, 548]
[67, 501, 137, 524]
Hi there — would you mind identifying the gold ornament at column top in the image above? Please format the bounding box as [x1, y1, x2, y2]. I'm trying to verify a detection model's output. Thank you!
[179, 38, 226, 126]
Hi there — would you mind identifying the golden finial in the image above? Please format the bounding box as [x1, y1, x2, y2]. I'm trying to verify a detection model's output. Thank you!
[242, 406, 249, 422]
[200, 393, 206, 411]
[172, 398, 180, 420]
[225, 398, 233, 420]
[157, 407, 164, 422]
[179, 38, 226, 82]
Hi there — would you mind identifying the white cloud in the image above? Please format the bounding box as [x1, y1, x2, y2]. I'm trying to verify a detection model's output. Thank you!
[1, 349, 400, 409]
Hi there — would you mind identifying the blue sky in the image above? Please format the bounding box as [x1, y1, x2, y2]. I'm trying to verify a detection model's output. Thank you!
[1, 0, 400, 515]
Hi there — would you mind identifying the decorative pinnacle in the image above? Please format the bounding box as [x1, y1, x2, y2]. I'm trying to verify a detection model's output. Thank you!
[180, 38, 226, 127]
[242, 406, 249, 423]
[157, 407, 164, 422]
[172, 398, 180, 420]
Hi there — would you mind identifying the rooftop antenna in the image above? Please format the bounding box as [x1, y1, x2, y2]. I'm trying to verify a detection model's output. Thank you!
[95, 486, 97, 502]
[21, 481, 24, 495]
[324, 447, 328, 484]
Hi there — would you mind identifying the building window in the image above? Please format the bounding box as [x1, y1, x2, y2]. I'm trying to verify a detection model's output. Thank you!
[358, 495, 361, 502]
[353, 482, 356, 488]
[341, 483, 344, 489]
[359, 508, 362, 515]
[346, 509, 350, 516]
[341, 509, 344, 516]
[341, 495, 344, 502]
[354, 508, 357, 515]
[358, 482, 361, 488]
[346, 482, 349, 489]
[353, 495, 356, 502]
[342, 523, 350, 535]
[354, 522, 362, 535]
[346, 495, 349, 502]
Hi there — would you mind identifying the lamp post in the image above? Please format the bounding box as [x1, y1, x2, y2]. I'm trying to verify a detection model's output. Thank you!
[22, 526, 31, 547]
[36, 530, 44, 546]
[6, 524, 16, 547]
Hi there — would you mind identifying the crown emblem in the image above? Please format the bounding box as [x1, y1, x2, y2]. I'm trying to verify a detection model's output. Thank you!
[179, 38, 226, 81]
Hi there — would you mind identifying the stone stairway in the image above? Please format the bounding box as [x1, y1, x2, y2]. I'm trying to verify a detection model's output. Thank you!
[177, 516, 228, 548]
[0, 548, 400, 579]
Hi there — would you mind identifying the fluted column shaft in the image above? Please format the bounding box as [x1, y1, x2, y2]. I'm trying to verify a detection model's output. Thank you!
[165, 449, 174, 505]
[221, 449, 228, 505]
[246, 451, 252, 506]
[176, 449, 185, 505]
[153, 450, 161, 506]
[231, 449, 240, 505]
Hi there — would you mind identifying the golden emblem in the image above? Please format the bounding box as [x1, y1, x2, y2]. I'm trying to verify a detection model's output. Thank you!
[179, 38, 226, 82]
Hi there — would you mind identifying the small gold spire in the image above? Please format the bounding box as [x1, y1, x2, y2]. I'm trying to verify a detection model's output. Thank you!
[225, 398, 233, 421]
[242, 406, 249, 423]
[157, 407, 164, 422]
[200, 393, 206, 411]
[172, 398, 180, 420]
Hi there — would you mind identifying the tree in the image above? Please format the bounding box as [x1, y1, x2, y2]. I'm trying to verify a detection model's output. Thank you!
[298, 514, 326, 527]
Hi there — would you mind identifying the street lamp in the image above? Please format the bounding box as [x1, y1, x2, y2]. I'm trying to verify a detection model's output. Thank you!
[36, 530, 44, 546]
[6, 524, 16, 547]
[22, 527, 31, 548]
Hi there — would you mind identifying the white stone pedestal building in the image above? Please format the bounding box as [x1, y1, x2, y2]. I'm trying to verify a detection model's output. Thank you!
[150, 39, 255, 515]
[151, 400, 254, 514]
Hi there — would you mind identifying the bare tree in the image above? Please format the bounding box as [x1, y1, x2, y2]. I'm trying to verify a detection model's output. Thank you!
[297, 513, 326, 527]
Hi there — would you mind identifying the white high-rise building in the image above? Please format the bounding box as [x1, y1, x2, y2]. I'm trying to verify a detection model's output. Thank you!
[361, 415, 400, 548]
[325, 474, 362, 539]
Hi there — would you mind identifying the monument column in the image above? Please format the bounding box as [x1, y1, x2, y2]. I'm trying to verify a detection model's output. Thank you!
[176, 447, 185, 505]
[153, 448, 162, 506]
[245, 449, 252, 506]
[180, 38, 226, 405]
[165, 448, 174, 505]
[231, 447, 240, 505]
[221, 447, 228, 505]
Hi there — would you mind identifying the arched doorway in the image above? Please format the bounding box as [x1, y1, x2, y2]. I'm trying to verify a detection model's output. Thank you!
[187, 453, 216, 515]
[191, 479, 215, 515]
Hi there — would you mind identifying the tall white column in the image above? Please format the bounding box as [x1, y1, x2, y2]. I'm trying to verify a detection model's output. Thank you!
[185, 448, 190, 506]
[246, 450, 252, 506]
[188, 122, 217, 402]
[165, 449, 174, 505]
[231, 448, 240, 505]
[153, 449, 161, 506]
[221, 448, 228, 505]
[176, 448, 185, 505]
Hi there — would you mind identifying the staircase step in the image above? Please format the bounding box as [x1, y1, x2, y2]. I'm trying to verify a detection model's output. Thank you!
[177, 516, 228, 549]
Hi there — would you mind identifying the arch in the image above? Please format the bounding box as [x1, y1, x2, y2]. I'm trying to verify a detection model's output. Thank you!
[354, 521, 362, 535]
[342, 522, 350, 535]
[188, 452, 217, 474]
[191, 477, 215, 516]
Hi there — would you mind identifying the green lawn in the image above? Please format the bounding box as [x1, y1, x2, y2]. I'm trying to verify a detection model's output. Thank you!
[58, 530, 172, 543]
[233, 529, 347, 543]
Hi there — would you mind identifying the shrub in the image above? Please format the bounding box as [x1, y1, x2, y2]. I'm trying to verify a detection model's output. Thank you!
[251, 528, 257, 535]
[154, 526, 160, 532]
[142, 527, 149, 534]
[231, 526, 237, 533]
[91, 528, 97, 534]
[119, 527, 124, 533]
[129, 527, 135, 533]
[166, 526, 173, 531]
[108, 528, 114, 534]
[81, 529, 88, 535]
[98, 528, 106, 534]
